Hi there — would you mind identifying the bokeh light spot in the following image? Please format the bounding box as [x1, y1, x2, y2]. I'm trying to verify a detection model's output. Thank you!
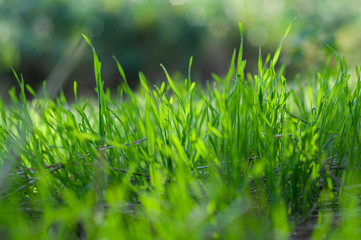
[0, 24, 11, 43]
[186, 8, 206, 26]
[32, 16, 54, 39]
[169, 0, 187, 6]
[247, 25, 268, 46]
[209, 19, 230, 37]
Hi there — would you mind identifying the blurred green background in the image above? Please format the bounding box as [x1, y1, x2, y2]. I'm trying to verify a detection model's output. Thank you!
[1, 0, 361, 99]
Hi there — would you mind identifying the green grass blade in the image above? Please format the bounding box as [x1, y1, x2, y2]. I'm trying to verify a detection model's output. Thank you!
[271, 18, 295, 67]
[83, 34, 104, 140]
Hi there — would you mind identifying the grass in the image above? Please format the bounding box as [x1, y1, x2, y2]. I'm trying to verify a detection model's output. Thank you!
[0, 21, 361, 239]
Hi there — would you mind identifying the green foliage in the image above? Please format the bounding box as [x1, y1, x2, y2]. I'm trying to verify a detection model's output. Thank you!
[1, 22, 361, 239]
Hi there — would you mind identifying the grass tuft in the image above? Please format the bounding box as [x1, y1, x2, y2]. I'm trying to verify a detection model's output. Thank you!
[0, 22, 360, 239]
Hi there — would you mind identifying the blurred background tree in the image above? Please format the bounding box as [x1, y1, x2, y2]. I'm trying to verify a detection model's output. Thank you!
[0, 0, 360, 99]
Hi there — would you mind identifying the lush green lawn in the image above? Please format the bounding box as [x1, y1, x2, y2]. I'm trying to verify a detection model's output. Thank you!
[0, 22, 360, 239]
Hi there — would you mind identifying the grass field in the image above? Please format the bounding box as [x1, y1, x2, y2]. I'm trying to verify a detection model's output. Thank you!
[0, 21, 360, 239]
